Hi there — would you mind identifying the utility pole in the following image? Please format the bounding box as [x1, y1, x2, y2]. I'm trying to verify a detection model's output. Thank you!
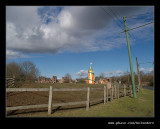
[136, 57, 141, 91]
[123, 16, 136, 98]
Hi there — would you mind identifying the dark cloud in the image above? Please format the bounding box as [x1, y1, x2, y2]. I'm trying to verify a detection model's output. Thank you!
[6, 6, 153, 58]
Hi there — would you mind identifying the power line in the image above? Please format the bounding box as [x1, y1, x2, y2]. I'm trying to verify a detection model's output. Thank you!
[138, 58, 154, 63]
[120, 21, 154, 33]
[126, 12, 154, 19]
[139, 62, 153, 64]
[100, 7, 124, 31]
[107, 7, 124, 27]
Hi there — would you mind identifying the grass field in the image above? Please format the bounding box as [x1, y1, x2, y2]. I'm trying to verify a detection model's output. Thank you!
[6, 83, 154, 117]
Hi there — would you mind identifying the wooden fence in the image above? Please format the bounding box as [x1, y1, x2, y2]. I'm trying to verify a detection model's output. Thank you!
[6, 77, 15, 88]
[6, 84, 140, 115]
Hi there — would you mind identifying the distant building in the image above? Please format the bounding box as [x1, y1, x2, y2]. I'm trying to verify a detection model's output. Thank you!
[52, 76, 57, 83]
[97, 77, 110, 84]
[103, 77, 110, 83]
[57, 77, 67, 83]
[38, 76, 57, 83]
[58, 79, 63, 84]
[98, 79, 104, 84]
[38, 76, 46, 83]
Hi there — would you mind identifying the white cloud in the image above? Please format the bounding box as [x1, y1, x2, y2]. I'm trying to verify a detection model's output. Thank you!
[140, 67, 153, 72]
[6, 6, 153, 58]
[6, 49, 30, 59]
[104, 70, 123, 75]
[139, 68, 145, 71]
[58, 9, 74, 28]
[76, 70, 88, 76]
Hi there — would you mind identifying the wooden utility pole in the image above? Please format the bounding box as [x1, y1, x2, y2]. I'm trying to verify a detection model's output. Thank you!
[123, 16, 136, 98]
[121, 16, 153, 98]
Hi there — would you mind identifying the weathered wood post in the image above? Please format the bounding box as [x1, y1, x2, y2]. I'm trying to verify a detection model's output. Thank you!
[104, 86, 106, 104]
[48, 86, 53, 115]
[114, 85, 116, 98]
[117, 84, 119, 99]
[112, 84, 114, 98]
[114, 85, 116, 99]
[12, 75, 15, 87]
[137, 85, 139, 93]
[124, 84, 126, 97]
[110, 86, 112, 101]
[106, 85, 108, 103]
[111, 85, 113, 100]
[86, 87, 90, 110]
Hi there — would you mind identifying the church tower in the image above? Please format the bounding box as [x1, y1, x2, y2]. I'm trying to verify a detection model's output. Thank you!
[87, 63, 95, 84]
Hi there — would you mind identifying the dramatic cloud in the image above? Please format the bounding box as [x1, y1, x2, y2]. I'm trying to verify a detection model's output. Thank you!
[6, 6, 153, 59]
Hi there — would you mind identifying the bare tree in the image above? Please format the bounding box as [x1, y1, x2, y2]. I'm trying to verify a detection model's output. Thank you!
[20, 61, 40, 81]
[6, 62, 23, 78]
[64, 73, 72, 83]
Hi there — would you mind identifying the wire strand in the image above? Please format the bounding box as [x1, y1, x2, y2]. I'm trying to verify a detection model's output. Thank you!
[126, 12, 153, 19]
[100, 7, 124, 31]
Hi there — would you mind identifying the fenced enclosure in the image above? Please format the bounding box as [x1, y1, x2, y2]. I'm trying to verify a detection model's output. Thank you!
[6, 77, 15, 88]
[6, 83, 140, 115]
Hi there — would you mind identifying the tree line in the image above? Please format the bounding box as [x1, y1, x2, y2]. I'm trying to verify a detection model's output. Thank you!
[75, 71, 153, 86]
[6, 61, 153, 86]
[6, 61, 40, 83]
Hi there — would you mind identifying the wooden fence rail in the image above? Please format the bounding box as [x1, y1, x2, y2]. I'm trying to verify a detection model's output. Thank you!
[6, 77, 15, 88]
[6, 84, 140, 115]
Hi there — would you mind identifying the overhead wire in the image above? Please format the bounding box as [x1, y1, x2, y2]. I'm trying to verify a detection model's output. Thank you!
[107, 7, 124, 27]
[139, 62, 153, 64]
[102, 7, 139, 62]
[100, 7, 124, 31]
[100, 6, 153, 65]
[106, 7, 139, 67]
[126, 11, 154, 19]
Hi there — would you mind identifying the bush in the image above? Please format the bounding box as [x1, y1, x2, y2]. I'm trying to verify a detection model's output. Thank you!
[148, 81, 153, 86]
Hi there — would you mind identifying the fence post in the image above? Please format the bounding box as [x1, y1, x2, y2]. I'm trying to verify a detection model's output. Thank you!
[124, 84, 126, 97]
[138, 85, 139, 92]
[110, 86, 112, 101]
[111, 85, 113, 100]
[104, 86, 106, 104]
[86, 87, 90, 111]
[106, 86, 108, 103]
[48, 86, 53, 115]
[12, 76, 15, 87]
[117, 85, 119, 99]
[114, 85, 116, 98]
[130, 85, 133, 97]
[112, 85, 114, 99]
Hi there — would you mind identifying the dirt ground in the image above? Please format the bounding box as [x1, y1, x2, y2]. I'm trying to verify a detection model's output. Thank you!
[6, 89, 104, 116]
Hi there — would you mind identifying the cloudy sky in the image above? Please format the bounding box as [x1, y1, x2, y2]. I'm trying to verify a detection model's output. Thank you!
[6, 6, 154, 79]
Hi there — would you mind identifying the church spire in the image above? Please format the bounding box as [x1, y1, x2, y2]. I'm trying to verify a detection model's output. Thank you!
[87, 63, 95, 84]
